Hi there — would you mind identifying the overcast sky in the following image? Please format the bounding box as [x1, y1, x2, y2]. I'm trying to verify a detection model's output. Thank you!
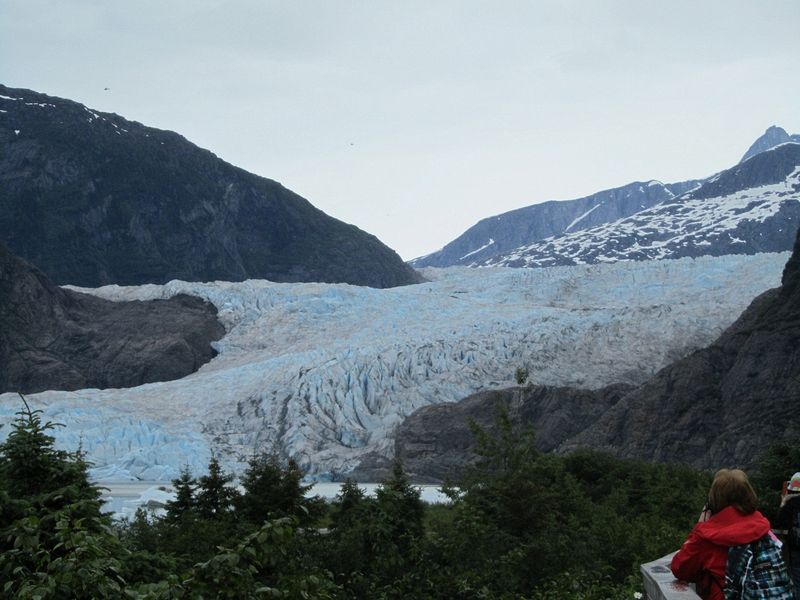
[2, 1, 799, 260]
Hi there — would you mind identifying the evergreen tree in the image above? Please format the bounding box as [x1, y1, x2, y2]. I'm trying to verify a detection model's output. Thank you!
[164, 465, 197, 524]
[371, 459, 425, 584]
[323, 478, 375, 591]
[375, 459, 425, 543]
[195, 456, 239, 519]
[0, 397, 103, 533]
[0, 397, 98, 505]
[0, 397, 127, 598]
[237, 453, 315, 525]
[330, 477, 366, 530]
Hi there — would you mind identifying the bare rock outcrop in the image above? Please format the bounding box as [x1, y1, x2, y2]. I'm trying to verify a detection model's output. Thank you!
[352, 383, 633, 482]
[0, 244, 225, 394]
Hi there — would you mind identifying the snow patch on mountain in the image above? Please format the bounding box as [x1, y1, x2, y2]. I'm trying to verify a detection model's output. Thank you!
[564, 204, 602, 232]
[480, 166, 800, 268]
[460, 239, 495, 260]
[0, 254, 788, 481]
[410, 179, 701, 269]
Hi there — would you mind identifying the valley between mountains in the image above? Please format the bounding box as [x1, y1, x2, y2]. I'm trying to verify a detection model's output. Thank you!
[1, 84, 799, 486]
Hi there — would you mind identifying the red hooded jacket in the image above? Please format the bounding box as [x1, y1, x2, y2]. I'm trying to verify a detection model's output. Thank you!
[671, 506, 771, 600]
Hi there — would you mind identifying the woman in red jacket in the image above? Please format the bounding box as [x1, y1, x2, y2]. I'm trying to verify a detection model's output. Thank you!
[671, 468, 771, 600]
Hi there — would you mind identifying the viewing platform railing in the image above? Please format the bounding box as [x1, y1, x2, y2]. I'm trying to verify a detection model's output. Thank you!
[641, 529, 791, 599]
[640, 553, 700, 600]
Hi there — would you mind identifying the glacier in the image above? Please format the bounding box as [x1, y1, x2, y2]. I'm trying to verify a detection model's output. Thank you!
[0, 254, 789, 482]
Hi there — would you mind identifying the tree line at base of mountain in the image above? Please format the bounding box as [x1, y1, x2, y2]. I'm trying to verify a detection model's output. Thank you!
[2, 398, 798, 600]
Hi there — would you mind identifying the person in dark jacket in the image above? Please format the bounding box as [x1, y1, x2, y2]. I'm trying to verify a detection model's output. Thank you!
[671, 468, 772, 600]
[776, 472, 800, 592]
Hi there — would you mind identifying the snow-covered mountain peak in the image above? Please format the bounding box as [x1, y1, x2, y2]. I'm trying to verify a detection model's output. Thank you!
[478, 143, 800, 269]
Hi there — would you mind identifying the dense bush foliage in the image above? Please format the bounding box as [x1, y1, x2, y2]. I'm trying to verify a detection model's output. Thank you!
[750, 438, 800, 523]
[7, 399, 795, 599]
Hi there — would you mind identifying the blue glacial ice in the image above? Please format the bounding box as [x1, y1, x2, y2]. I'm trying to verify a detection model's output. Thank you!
[0, 254, 789, 481]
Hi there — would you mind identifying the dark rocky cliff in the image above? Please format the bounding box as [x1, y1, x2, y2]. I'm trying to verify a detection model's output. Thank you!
[0, 244, 225, 394]
[352, 383, 633, 482]
[0, 84, 421, 288]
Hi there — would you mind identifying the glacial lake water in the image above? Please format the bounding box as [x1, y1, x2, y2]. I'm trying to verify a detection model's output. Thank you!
[100, 481, 451, 520]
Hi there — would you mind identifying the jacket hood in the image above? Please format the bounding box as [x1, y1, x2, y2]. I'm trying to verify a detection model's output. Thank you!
[694, 506, 770, 547]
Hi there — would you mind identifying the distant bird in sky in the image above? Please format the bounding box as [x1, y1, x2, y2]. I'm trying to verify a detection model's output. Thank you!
[104, 87, 110, 91]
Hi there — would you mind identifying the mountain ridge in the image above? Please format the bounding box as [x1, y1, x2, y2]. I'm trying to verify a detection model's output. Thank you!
[414, 126, 799, 270]
[410, 178, 701, 268]
[740, 125, 800, 163]
[0, 84, 421, 288]
[477, 143, 800, 268]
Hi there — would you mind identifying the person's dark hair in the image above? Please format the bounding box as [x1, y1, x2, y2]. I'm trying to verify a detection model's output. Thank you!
[707, 469, 758, 515]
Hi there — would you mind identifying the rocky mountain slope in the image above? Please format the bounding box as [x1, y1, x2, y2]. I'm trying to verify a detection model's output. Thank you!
[355, 383, 634, 482]
[478, 143, 800, 268]
[0, 84, 420, 288]
[740, 125, 800, 163]
[409, 180, 699, 268]
[388, 230, 800, 479]
[0, 244, 225, 394]
[0, 253, 786, 481]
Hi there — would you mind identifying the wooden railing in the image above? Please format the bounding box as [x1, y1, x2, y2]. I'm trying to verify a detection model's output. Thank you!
[640, 552, 700, 600]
